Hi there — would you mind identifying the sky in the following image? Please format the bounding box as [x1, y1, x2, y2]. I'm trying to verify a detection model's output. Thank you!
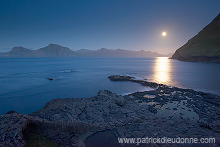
[0, 0, 220, 54]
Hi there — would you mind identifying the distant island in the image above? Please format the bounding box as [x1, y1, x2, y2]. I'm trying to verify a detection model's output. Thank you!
[171, 13, 220, 62]
[0, 44, 172, 58]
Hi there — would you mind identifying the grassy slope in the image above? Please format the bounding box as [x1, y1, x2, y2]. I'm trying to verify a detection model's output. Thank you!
[173, 13, 220, 57]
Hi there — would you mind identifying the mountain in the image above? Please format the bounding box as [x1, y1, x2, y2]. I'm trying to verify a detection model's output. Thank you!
[0, 47, 34, 57]
[0, 44, 169, 57]
[0, 44, 77, 57]
[34, 44, 77, 57]
[171, 13, 220, 62]
[75, 48, 165, 57]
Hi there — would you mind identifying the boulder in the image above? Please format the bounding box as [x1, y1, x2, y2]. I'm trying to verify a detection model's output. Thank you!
[97, 90, 125, 106]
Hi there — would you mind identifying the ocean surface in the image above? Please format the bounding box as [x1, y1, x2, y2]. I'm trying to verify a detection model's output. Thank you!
[0, 57, 220, 114]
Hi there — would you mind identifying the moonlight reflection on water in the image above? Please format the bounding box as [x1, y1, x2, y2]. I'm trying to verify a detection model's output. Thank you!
[153, 57, 171, 84]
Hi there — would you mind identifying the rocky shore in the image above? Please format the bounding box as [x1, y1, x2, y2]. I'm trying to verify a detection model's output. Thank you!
[171, 55, 220, 62]
[0, 75, 220, 147]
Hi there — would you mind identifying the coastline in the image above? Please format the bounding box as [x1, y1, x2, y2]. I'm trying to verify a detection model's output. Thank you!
[170, 56, 220, 63]
[0, 75, 220, 146]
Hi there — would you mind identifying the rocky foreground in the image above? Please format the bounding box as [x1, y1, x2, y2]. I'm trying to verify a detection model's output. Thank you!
[0, 75, 220, 147]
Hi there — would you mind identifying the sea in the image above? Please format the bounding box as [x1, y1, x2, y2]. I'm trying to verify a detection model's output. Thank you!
[0, 57, 220, 114]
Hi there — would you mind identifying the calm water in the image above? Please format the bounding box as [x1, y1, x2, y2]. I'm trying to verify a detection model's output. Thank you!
[0, 57, 220, 114]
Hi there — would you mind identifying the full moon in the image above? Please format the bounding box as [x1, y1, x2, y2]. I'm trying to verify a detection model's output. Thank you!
[162, 32, 167, 37]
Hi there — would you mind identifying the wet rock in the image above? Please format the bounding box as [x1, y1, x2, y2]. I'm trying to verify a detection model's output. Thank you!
[108, 75, 159, 87]
[108, 75, 134, 81]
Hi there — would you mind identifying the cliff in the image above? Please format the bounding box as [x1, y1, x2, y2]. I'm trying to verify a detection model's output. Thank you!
[171, 13, 220, 62]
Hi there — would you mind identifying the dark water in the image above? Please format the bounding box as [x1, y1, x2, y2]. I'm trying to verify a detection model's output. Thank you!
[0, 57, 220, 114]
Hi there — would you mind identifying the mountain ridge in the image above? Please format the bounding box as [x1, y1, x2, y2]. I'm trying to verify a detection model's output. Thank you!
[0, 44, 171, 57]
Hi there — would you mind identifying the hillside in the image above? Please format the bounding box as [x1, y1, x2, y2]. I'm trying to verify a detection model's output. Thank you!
[171, 13, 220, 62]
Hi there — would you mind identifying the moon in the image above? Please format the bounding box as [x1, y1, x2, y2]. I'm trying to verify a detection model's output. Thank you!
[162, 32, 167, 37]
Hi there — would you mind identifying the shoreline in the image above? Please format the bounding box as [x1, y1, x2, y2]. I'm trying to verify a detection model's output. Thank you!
[0, 75, 220, 146]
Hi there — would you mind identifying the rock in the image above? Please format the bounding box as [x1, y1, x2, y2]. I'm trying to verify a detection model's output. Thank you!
[0, 114, 29, 147]
[46, 78, 53, 80]
[6, 110, 19, 115]
[97, 90, 125, 106]
[108, 75, 134, 81]
[198, 119, 212, 129]
[52, 114, 62, 120]
[114, 95, 125, 107]
[97, 90, 113, 97]
[85, 130, 119, 147]
[108, 75, 159, 87]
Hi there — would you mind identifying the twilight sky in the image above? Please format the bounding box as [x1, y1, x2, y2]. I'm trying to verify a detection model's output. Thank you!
[0, 0, 220, 53]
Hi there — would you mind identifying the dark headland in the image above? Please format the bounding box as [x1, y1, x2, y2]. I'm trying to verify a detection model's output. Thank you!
[0, 75, 220, 146]
[171, 13, 220, 62]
